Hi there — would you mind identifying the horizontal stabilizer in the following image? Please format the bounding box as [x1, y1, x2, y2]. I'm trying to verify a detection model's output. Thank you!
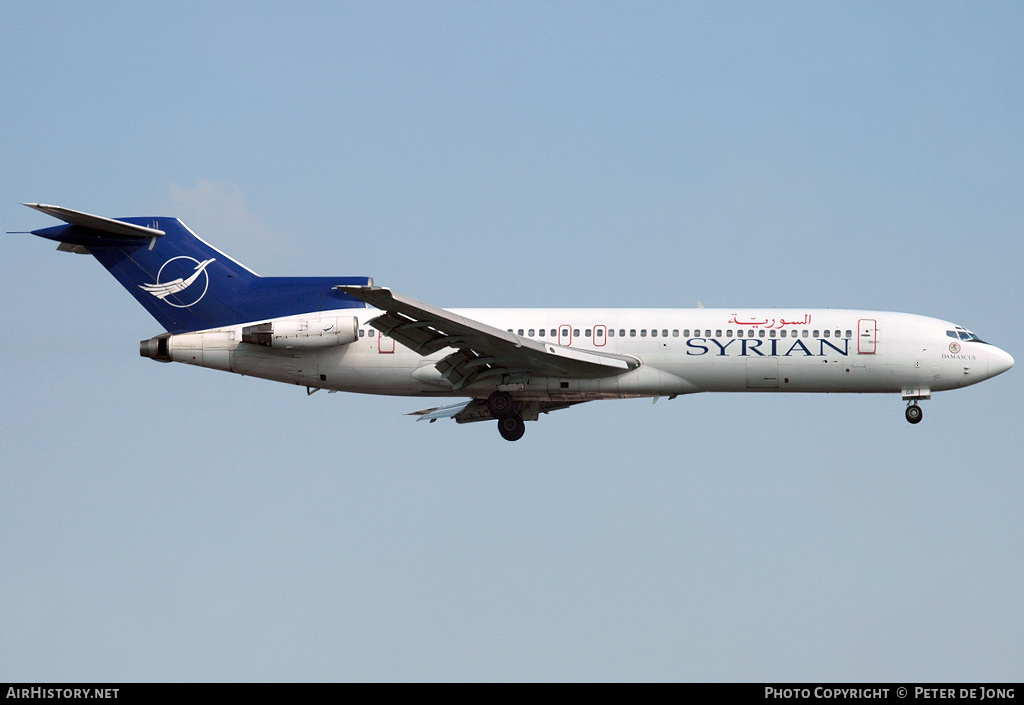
[23, 203, 165, 239]
[56, 241, 90, 255]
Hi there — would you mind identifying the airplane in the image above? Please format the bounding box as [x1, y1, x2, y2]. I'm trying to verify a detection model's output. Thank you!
[22, 203, 1014, 441]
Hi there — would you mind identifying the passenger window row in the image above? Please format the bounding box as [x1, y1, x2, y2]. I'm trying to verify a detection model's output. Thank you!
[504, 327, 854, 341]
[360, 325, 854, 345]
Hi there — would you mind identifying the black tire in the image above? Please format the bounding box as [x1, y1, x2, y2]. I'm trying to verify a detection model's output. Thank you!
[497, 414, 526, 442]
[905, 404, 923, 424]
[487, 391, 516, 419]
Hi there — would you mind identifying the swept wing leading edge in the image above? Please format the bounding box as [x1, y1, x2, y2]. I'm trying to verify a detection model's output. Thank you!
[334, 285, 639, 390]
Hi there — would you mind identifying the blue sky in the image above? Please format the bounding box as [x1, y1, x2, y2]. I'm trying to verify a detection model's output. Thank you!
[2, 1, 1022, 681]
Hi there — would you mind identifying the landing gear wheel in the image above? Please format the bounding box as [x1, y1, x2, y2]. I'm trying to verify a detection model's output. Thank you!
[487, 391, 515, 419]
[905, 403, 923, 424]
[497, 414, 526, 442]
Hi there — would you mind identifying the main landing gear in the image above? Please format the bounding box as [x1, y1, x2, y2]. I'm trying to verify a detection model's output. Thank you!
[489, 391, 526, 442]
[497, 414, 526, 442]
[905, 401, 923, 424]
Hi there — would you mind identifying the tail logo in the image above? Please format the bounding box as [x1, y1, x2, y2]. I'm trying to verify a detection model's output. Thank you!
[139, 257, 216, 308]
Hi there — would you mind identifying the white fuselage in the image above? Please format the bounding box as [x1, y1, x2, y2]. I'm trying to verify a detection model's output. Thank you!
[159, 307, 1014, 402]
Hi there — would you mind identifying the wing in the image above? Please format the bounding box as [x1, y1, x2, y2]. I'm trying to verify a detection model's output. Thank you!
[335, 286, 639, 390]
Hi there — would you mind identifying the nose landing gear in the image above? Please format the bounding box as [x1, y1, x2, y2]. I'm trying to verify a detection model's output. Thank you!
[905, 401, 923, 424]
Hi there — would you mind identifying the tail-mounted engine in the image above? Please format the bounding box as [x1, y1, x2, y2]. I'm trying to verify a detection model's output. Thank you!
[241, 316, 359, 349]
[140, 315, 360, 369]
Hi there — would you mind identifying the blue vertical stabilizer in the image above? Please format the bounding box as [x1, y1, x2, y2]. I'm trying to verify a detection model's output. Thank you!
[28, 206, 371, 333]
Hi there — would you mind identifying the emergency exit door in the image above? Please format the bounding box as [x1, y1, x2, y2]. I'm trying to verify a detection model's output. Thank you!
[858, 319, 877, 354]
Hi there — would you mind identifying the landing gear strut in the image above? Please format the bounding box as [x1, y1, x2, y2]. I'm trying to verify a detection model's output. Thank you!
[905, 402, 923, 424]
[498, 414, 526, 442]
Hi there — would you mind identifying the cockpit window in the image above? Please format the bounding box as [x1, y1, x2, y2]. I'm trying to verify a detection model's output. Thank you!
[948, 328, 987, 344]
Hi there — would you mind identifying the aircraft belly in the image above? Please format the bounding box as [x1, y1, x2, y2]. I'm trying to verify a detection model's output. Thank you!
[888, 359, 939, 392]
[325, 367, 421, 395]
[317, 346, 420, 395]
[232, 345, 320, 386]
[673, 356, 742, 392]
[599, 364, 703, 397]
[775, 355, 891, 393]
[675, 353, 898, 394]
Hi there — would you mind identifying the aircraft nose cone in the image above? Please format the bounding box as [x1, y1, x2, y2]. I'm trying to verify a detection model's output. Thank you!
[989, 347, 1014, 378]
